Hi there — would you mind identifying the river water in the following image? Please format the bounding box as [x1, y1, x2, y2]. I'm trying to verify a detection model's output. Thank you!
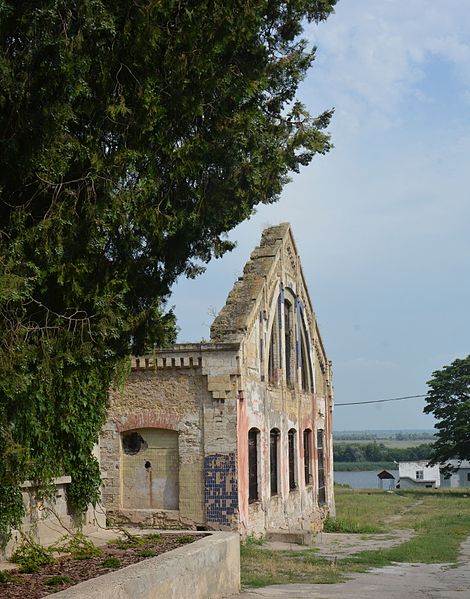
[334, 469, 399, 489]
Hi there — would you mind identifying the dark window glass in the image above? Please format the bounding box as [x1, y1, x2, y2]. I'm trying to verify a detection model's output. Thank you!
[304, 429, 312, 485]
[288, 429, 296, 490]
[284, 300, 293, 386]
[317, 430, 326, 505]
[270, 429, 279, 495]
[248, 429, 259, 503]
[268, 327, 275, 384]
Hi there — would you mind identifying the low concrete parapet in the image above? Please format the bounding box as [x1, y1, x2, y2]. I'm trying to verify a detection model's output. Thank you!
[47, 532, 240, 599]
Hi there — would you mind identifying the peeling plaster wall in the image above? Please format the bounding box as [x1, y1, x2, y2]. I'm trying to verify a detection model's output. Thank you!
[101, 344, 241, 530]
[212, 223, 335, 536]
[100, 223, 334, 537]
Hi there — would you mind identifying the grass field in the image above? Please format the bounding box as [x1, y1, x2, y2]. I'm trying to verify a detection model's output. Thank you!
[240, 487, 470, 588]
[335, 438, 434, 448]
[334, 461, 396, 471]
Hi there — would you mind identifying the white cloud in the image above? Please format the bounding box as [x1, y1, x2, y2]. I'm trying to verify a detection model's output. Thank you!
[307, 0, 470, 131]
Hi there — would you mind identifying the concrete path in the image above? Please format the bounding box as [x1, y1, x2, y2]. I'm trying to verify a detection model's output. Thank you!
[229, 534, 470, 599]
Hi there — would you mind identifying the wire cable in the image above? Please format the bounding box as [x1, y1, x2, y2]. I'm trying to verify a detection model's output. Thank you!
[335, 394, 427, 406]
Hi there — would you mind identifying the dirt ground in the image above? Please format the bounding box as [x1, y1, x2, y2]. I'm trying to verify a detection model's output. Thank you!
[0, 532, 201, 599]
[230, 532, 470, 599]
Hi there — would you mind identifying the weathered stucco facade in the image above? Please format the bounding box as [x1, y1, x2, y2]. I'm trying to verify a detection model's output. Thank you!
[101, 223, 334, 536]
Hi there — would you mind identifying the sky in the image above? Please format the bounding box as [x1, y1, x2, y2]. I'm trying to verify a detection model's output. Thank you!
[170, 0, 470, 431]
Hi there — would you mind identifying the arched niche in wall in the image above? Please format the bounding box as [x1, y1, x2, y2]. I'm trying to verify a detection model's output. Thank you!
[120, 427, 179, 511]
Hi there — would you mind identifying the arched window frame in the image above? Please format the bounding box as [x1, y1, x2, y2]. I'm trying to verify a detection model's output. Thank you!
[288, 428, 297, 491]
[270, 428, 280, 496]
[317, 429, 326, 505]
[303, 428, 313, 486]
[297, 300, 315, 393]
[248, 427, 261, 503]
[284, 297, 294, 387]
[267, 285, 283, 385]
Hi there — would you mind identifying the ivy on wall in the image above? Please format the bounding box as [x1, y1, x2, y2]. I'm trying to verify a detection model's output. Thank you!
[0, 0, 335, 543]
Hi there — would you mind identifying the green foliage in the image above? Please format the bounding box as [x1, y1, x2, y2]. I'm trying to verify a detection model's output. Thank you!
[424, 355, 470, 467]
[46, 575, 72, 586]
[110, 533, 149, 549]
[0, 569, 14, 583]
[334, 461, 396, 472]
[176, 535, 194, 545]
[102, 556, 121, 569]
[52, 533, 102, 560]
[323, 516, 381, 534]
[334, 442, 434, 464]
[137, 548, 157, 558]
[10, 538, 55, 573]
[0, 0, 336, 542]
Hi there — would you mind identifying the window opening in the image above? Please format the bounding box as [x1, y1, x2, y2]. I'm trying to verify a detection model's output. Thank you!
[416, 470, 424, 480]
[288, 429, 297, 490]
[268, 326, 276, 384]
[304, 429, 312, 485]
[122, 431, 148, 455]
[270, 429, 280, 495]
[284, 300, 293, 386]
[298, 305, 313, 392]
[248, 428, 260, 503]
[317, 430, 326, 505]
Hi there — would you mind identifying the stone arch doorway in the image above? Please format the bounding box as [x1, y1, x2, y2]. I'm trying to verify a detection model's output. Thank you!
[121, 428, 179, 510]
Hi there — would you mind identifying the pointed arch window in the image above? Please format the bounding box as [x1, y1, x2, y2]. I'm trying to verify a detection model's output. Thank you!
[303, 429, 313, 485]
[268, 296, 281, 385]
[248, 428, 260, 503]
[288, 428, 297, 490]
[270, 428, 280, 495]
[298, 304, 313, 392]
[317, 429, 326, 505]
[284, 299, 294, 387]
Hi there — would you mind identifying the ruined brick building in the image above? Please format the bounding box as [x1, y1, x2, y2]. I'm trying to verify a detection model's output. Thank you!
[100, 223, 334, 536]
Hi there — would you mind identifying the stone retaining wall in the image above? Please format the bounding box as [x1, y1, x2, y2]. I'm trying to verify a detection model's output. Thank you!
[48, 532, 240, 599]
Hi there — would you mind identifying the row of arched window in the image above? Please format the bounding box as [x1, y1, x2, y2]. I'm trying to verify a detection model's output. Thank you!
[248, 427, 325, 505]
[265, 289, 314, 392]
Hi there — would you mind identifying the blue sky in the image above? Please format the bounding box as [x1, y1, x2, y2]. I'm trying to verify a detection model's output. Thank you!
[170, 1, 470, 431]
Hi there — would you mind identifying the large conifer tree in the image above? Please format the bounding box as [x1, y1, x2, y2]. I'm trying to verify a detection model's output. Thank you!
[0, 0, 336, 541]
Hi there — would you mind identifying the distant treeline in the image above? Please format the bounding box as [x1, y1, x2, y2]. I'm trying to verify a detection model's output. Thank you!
[334, 442, 433, 463]
[334, 432, 435, 441]
[334, 461, 396, 472]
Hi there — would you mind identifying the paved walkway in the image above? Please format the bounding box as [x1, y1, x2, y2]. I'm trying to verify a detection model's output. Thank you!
[228, 534, 470, 599]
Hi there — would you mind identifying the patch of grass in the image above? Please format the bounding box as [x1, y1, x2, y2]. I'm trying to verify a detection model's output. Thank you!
[244, 534, 265, 547]
[176, 535, 194, 545]
[240, 541, 346, 587]
[240, 489, 470, 588]
[102, 556, 121, 569]
[323, 516, 381, 534]
[137, 548, 157, 558]
[110, 535, 149, 549]
[334, 487, 414, 530]
[45, 575, 72, 586]
[144, 533, 161, 542]
[361, 514, 470, 565]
